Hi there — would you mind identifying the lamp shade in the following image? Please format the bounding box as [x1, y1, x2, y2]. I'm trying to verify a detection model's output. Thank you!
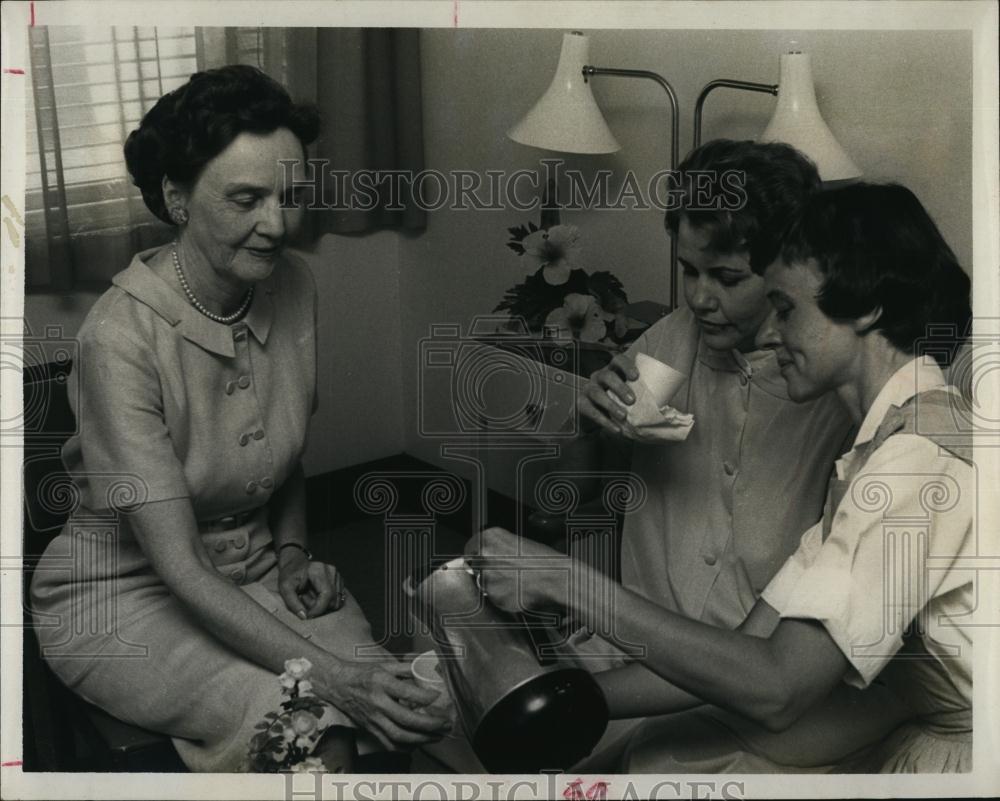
[759, 52, 861, 181]
[507, 32, 621, 154]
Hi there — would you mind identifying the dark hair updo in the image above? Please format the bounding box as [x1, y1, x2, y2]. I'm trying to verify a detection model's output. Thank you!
[665, 139, 822, 272]
[124, 64, 320, 224]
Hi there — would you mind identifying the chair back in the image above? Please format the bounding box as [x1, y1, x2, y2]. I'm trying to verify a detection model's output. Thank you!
[20, 359, 80, 770]
[22, 359, 77, 557]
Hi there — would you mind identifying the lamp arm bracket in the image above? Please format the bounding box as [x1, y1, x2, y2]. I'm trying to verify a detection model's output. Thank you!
[693, 79, 779, 147]
[582, 64, 682, 310]
[582, 66, 679, 172]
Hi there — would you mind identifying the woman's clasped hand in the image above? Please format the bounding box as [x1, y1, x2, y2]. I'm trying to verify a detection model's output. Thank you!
[277, 547, 347, 619]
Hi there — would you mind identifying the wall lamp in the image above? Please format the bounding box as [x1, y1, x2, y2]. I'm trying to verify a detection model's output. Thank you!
[508, 35, 862, 310]
[507, 31, 681, 309]
[694, 50, 862, 181]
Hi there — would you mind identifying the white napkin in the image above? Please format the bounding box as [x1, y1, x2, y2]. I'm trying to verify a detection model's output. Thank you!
[609, 378, 694, 442]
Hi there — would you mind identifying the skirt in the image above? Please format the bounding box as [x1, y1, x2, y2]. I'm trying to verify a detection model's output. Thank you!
[838, 719, 971, 773]
[837, 646, 972, 773]
[31, 509, 390, 772]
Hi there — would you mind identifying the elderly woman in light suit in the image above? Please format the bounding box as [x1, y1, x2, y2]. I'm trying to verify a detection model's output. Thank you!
[31, 65, 450, 772]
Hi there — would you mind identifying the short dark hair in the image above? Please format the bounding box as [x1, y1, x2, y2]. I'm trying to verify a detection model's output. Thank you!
[773, 182, 971, 359]
[665, 139, 821, 271]
[124, 64, 320, 224]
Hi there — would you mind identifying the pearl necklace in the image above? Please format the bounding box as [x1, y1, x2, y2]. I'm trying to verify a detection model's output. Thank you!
[172, 245, 254, 325]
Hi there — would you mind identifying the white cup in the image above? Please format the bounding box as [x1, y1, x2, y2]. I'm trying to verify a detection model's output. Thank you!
[411, 650, 448, 709]
[631, 352, 687, 407]
[410, 650, 457, 734]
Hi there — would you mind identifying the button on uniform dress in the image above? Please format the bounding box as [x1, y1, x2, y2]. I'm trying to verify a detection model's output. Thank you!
[30, 247, 385, 772]
[620, 305, 855, 628]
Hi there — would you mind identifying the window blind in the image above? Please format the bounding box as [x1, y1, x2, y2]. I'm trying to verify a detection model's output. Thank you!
[25, 27, 266, 289]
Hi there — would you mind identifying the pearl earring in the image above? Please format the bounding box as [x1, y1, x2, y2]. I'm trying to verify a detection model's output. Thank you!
[169, 206, 189, 225]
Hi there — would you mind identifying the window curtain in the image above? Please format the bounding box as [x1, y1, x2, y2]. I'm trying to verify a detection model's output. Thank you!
[207, 28, 428, 235]
[25, 26, 199, 290]
[309, 28, 427, 235]
[25, 26, 426, 291]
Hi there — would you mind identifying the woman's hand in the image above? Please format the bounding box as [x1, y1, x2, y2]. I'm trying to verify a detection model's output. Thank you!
[321, 660, 453, 751]
[464, 527, 583, 615]
[278, 548, 345, 619]
[578, 353, 640, 435]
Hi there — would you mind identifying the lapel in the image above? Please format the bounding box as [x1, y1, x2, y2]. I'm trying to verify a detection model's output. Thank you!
[112, 248, 277, 357]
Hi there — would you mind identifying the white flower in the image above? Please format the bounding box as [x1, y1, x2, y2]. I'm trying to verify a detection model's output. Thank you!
[544, 293, 608, 343]
[295, 734, 319, 751]
[291, 710, 319, 737]
[522, 225, 581, 286]
[297, 679, 314, 696]
[290, 756, 325, 773]
[284, 657, 313, 680]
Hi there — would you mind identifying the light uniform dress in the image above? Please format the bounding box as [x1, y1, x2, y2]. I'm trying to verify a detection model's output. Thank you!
[619, 305, 855, 626]
[570, 304, 852, 666]
[624, 357, 974, 772]
[30, 247, 384, 772]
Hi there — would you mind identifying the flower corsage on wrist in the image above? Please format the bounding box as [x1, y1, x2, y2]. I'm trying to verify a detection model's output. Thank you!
[245, 657, 338, 773]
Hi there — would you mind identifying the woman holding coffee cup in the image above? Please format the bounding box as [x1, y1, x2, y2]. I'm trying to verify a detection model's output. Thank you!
[578, 140, 854, 637]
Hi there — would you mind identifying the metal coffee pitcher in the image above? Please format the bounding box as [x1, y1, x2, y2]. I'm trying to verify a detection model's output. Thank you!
[407, 557, 608, 773]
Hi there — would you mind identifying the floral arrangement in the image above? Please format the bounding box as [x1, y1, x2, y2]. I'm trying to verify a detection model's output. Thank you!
[245, 657, 338, 773]
[494, 222, 629, 345]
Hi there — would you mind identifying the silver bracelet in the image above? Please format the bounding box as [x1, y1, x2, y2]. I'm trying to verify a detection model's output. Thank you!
[277, 542, 312, 561]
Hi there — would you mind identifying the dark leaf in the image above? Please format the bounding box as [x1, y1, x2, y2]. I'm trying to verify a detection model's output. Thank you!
[507, 223, 531, 241]
[507, 220, 543, 254]
[248, 753, 272, 772]
[285, 697, 328, 717]
[587, 271, 629, 311]
[493, 267, 595, 332]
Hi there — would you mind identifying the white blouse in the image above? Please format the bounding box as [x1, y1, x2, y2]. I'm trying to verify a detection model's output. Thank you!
[762, 358, 974, 702]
